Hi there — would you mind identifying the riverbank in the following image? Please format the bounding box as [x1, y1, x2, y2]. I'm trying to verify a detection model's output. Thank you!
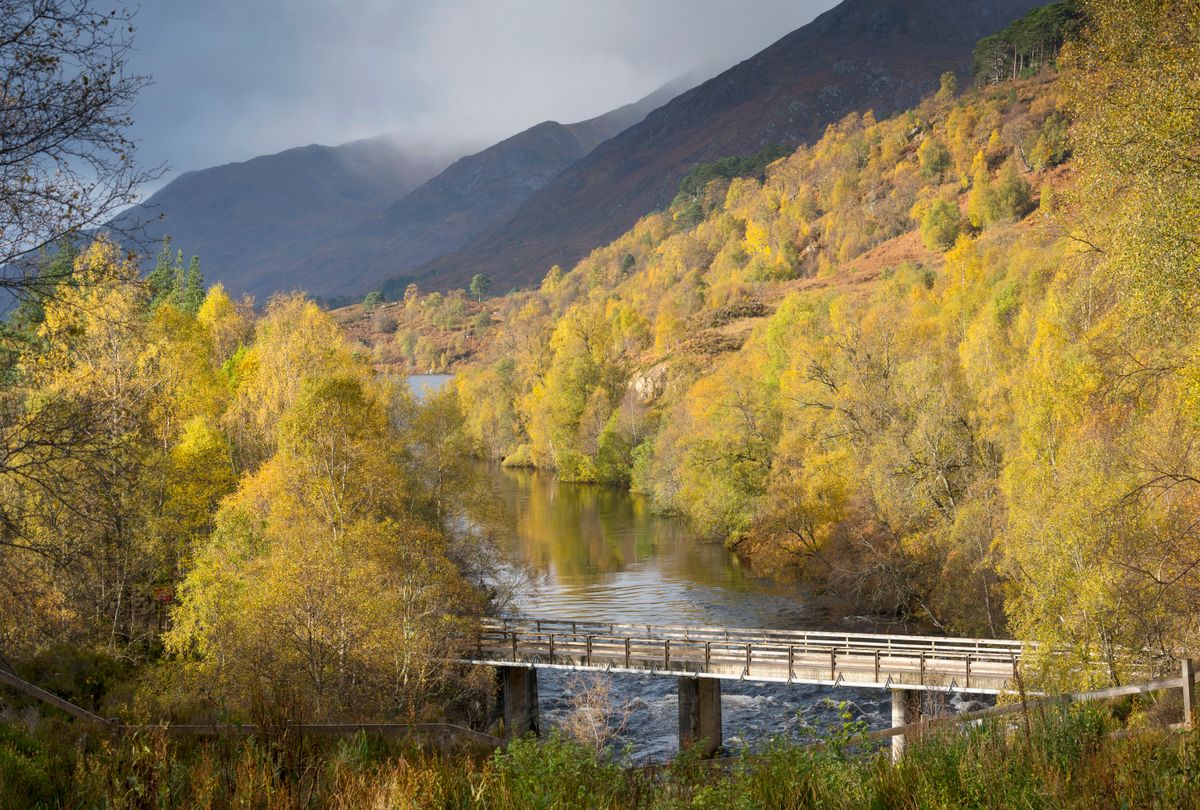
[4, 704, 1196, 808]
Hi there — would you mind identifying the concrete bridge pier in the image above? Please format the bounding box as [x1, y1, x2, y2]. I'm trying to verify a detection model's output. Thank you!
[891, 688, 922, 760]
[678, 677, 722, 757]
[498, 665, 539, 738]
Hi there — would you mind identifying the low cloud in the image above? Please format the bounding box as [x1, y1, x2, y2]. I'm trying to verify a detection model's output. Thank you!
[129, 0, 834, 181]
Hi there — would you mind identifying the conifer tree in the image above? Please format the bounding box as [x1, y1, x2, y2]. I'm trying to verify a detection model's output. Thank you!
[147, 238, 177, 306]
[179, 256, 205, 315]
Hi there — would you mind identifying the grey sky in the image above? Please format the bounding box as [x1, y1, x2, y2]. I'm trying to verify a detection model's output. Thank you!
[128, 0, 836, 183]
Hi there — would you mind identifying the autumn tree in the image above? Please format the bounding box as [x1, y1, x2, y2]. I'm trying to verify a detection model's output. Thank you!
[0, 1, 162, 654]
[222, 293, 357, 468]
[1, 238, 161, 653]
[196, 283, 251, 364]
[966, 152, 992, 228]
[920, 199, 962, 251]
[0, 1, 157, 297]
[1003, 0, 1200, 686]
[168, 373, 482, 721]
[469, 273, 492, 301]
[918, 136, 952, 179]
[936, 71, 959, 101]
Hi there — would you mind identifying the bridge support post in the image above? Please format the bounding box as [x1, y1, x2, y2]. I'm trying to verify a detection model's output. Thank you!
[891, 688, 921, 761]
[498, 666, 539, 739]
[678, 677, 722, 757]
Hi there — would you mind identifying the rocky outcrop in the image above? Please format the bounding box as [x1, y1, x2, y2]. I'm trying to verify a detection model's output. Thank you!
[630, 363, 670, 404]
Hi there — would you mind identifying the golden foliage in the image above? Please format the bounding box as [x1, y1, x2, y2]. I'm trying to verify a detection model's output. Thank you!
[2, 245, 488, 720]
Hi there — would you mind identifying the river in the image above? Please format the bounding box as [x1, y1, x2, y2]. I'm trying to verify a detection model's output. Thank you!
[484, 465, 897, 761]
[407, 373, 454, 401]
[408, 374, 954, 759]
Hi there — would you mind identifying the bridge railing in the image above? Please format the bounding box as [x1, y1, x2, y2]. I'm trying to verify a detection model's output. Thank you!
[472, 617, 1028, 692]
[481, 617, 1026, 658]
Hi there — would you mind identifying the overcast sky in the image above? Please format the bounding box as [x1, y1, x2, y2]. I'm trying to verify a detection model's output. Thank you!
[127, 0, 837, 184]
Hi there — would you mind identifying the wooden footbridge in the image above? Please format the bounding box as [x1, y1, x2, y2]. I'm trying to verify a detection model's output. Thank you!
[464, 616, 1032, 757]
[469, 617, 1025, 692]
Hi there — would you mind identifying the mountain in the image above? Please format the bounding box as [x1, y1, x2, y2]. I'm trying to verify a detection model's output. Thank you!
[114, 77, 696, 302]
[112, 137, 461, 299]
[345, 76, 695, 297]
[412, 0, 1044, 292]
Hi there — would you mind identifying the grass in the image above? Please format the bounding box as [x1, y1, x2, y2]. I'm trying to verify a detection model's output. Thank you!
[2, 705, 1200, 808]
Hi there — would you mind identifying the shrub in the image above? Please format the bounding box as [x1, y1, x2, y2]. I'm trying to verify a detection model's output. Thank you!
[488, 735, 628, 809]
[918, 137, 952, 179]
[921, 199, 962, 251]
[0, 724, 66, 808]
[371, 308, 398, 334]
[988, 159, 1034, 223]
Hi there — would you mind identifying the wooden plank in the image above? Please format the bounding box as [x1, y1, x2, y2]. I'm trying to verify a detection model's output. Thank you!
[0, 669, 113, 728]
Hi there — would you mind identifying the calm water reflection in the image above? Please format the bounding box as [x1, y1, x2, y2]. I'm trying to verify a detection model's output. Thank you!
[491, 466, 810, 627]
[407, 373, 453, 401]
[485, 466, 895, 761]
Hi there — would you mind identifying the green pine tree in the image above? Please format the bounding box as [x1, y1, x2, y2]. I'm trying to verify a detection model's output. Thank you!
[147, 237, 177, 307]
[179, 256, 205, 315]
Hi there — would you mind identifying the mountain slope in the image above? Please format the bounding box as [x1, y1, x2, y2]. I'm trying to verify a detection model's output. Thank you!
[113, 137, 460, 299]
[435, 67, 1074, 631]
[414, 0, 1044, 291]
[356, 78, 693, 293]
[114, 77, 695, 302]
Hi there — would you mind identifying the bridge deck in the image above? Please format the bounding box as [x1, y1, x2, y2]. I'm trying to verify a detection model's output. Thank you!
[465, 618, 1027, 694]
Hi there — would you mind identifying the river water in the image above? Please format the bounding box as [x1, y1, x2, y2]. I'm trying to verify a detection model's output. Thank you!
[484, 465, 897, 761]
[407, 373, 454, 401]
[404, 374, 955, 759]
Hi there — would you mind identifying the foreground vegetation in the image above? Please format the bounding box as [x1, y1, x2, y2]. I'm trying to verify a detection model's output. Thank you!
[4, 705, 1200, 808]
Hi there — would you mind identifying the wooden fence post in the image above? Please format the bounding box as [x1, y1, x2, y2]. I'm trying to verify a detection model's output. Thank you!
[1183, 658, 1196, 730]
